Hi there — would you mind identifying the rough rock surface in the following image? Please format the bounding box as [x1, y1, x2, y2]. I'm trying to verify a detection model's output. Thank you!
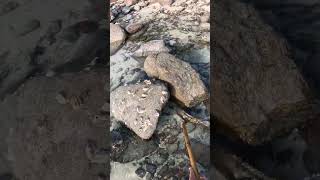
[212, 0, 319, 144]
[213, 145, 275, 180]
[133, 40, 170, 57]
[0, 70, 109, 180]
[247, 0, 320, 91]
[0, 0, 106, 100]
[110, 23, 127, 55]
[145, 53, 208, 107]
[111, 81, 169, 139]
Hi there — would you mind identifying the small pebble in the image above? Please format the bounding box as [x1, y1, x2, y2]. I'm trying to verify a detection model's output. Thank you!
[146, 163, 157, 174]
[135, 167, 146, 178]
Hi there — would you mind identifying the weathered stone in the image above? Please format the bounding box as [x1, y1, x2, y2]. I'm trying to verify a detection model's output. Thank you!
[125, 22, 144, 34]
[133, 40, 170, 57]
[151, 0, 173, 6]
[110, 23, 126, 55]
[110, 81, 169, 139]
[212, 0, 319, 144]
[1, 70, 109, 180]
[125, 0, 138, 6]
[144, 53, 208, 107]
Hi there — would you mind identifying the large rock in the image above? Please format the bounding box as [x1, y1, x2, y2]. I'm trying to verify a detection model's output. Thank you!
[0, 70, 109, 180]
[111, 80, 169, 139]
[110, 23, 126, 55]
[144, 53, 208, 107]
[247, 0, 320, 91]
[212, 0, 319, 144]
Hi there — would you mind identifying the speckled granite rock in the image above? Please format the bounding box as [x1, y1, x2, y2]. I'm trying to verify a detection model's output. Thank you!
[144, 53, 208, 107]
[111, 80, 169, 139]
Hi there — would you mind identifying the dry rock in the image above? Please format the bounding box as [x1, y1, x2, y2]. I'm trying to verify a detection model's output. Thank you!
[110, 23, 127, 55]
[133, 40, 170, 57]
[212, 0, 319, 144]
[151, 0, 173, 6]
[125, 0, 138, 6]
[111, 81, 170, 139]
[125, 22, 144, 34]
[144, 53, 208, 107]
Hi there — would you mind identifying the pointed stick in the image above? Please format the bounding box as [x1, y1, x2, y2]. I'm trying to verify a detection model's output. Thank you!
[176, 108, 210, 129]
[181, 120, 201, 180]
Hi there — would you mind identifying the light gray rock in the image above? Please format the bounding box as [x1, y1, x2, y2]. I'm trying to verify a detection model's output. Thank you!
[144, 53, 208, 107]
[110, 23, 127, 55]
[111, 81, 170, 139]
[133, 40, 170, 57]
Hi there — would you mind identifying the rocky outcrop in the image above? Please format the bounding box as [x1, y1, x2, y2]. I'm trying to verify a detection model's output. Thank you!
[212, 0, 319, 144]
[145, 53, 208, 107]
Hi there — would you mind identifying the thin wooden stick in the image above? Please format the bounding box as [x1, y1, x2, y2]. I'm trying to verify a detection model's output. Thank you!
[176, 108, 210, 129]
[181, 120, 201, 180]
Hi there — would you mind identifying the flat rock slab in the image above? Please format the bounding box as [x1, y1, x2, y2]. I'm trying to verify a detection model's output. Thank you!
[111, 80, 169, 139]
[212, 0, 319, 144]
[111, 23, 127, 55]
[133, 40, 170, 57]
[144, 53, 208, 107]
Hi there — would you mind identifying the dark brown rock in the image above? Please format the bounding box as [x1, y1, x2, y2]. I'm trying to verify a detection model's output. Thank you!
[213, 146, 275, 180]
[212, 0, 319, 144]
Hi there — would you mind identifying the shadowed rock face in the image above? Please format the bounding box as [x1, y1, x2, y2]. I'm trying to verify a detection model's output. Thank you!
[0, 70, 109, 180]
[245, 0, 320, 91]
[212, 0, 319, 145]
